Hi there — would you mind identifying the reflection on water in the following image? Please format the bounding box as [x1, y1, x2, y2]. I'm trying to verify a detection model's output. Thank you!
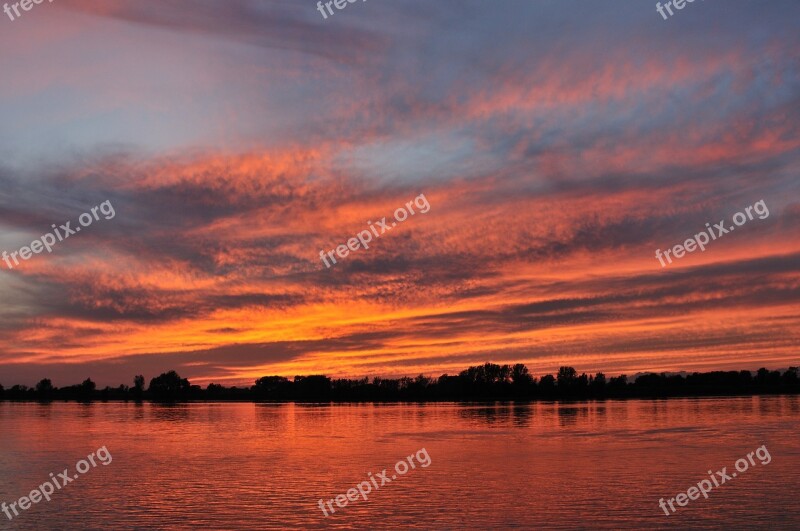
[150, 403, 191, 422]
[457, 402, 534, 427]
[0, 397, 798, 529]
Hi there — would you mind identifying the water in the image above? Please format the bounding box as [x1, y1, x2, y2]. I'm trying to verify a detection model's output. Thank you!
[0, 397, 798, 529]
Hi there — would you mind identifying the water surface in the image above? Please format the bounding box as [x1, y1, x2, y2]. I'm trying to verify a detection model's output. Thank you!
[0, 397, 798, 529]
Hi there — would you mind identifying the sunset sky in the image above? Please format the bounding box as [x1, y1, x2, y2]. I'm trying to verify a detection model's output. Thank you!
[0, 0, 798, 387]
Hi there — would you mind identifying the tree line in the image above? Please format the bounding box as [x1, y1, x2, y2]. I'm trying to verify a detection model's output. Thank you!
[1, 363, 799, 402]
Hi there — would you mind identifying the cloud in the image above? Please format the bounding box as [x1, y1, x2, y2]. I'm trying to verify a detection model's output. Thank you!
[64, 0, 388, 65]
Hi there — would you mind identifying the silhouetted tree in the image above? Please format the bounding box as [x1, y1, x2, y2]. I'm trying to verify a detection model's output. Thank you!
[575, 373, 589, 396]
[511, 364, 531, 384]
[78, 378, 96, 402]
[35, 378, 54, 401]
[253, 376, 292, 400]
[148, 371, 191, 402]
[133, 375, 145, 401]
[590, 373, 606, 395]
[539, 374, 556, 397]
[511, 364, 534, 397]
[9, 385, 31, 400]
[293, 375, 330, 401]
[206, 383, 225, 399]
[608, 374, 628, 396]
[1, 363, 799, 402]
[557, 367, 577, 388]
[783, 367, 799, 388]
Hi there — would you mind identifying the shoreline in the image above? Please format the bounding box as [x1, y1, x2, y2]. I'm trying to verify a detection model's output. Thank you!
[1, 391, 797, 405]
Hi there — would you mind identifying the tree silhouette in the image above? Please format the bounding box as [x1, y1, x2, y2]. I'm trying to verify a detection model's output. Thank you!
[76, 378, 96, 402]
[538, 374, 556, 397]
[253, 376, 292, 400]
[511, 363, 534, 397]
[148, 371, 191, 402]
[35, 379, 54, 401]
[293, 375, 331, 400]
[1, 362, 799, 402]
[557, 366, 577, 388]
[590, 373, 606, 396]
[133, 375, 145, 401]
[783, 367, 799, 387]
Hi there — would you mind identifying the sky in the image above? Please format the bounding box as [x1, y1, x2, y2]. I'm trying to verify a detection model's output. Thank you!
[0, 0, 798, 387]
